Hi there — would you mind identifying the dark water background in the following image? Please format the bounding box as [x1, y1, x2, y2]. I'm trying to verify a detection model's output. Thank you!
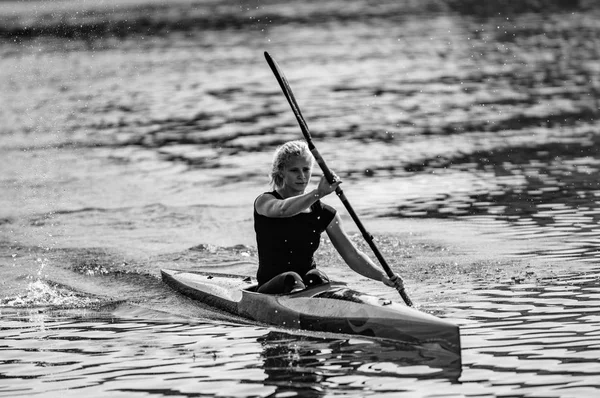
[2, 0, 600, 396]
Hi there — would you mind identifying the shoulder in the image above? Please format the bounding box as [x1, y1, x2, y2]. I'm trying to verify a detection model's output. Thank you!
[320, 201, 336, 216]
[314, 200, 336, 220]
[255, 191, 279, 204]
[254, 191, 280, 215]
[315, 201, 337, 231]
[325, 211, 342, 230]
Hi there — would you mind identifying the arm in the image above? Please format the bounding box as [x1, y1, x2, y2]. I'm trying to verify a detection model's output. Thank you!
[255, 177, 341, 218]
[325, 213, 387, 281]
[255, 188, 321, 218]
[326, 213, 404, 287]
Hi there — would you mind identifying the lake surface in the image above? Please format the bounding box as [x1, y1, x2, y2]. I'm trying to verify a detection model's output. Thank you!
[1, 0, 600, 396]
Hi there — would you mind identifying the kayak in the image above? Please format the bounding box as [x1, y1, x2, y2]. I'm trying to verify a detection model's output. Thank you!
[161, 269, 461, 357]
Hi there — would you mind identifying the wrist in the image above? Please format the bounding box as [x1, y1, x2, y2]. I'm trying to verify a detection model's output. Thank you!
[313, 189, 321, 199]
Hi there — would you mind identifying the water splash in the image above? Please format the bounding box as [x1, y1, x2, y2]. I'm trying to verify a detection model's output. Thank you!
[1, 279, 102, 308]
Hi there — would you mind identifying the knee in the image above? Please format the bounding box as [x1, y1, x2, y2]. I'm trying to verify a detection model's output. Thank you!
[283, 272, 305, 292]
[303, 269, 330, 287]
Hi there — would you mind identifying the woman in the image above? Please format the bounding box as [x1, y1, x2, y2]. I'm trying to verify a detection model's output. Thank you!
[254, 140, 404, 294]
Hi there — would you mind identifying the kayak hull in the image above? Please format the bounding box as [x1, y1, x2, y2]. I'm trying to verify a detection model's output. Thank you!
[161, 269, 461, 357]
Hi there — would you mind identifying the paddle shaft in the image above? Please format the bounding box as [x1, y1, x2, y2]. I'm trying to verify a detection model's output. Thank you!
[264, 51, 413, 307]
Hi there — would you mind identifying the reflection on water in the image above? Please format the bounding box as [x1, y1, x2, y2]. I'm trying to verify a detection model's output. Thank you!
[258, 332, 461, 398]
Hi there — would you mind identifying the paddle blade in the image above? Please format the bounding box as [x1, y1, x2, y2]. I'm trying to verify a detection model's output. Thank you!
[264, 51, 313, 144]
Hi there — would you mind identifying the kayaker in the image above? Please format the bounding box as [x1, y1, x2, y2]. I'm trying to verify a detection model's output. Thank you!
[254, 140, 405, 294]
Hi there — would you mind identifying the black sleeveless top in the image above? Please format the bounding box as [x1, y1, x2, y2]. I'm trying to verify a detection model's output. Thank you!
[254, 191, 337, 286]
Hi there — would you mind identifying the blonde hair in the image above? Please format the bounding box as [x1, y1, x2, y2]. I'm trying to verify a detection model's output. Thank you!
[270, 141, 313, 188]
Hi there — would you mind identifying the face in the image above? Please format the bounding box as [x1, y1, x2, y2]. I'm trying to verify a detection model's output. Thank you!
[281, 155, 313, 194]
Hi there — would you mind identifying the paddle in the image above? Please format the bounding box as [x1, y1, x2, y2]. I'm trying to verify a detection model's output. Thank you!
[264, 51, 414, 307]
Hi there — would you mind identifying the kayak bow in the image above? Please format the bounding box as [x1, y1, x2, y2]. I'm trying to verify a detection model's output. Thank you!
[161, 269, 461, 357]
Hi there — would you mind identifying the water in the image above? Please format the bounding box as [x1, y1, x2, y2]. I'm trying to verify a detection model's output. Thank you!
[2, 0, 600, 396]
